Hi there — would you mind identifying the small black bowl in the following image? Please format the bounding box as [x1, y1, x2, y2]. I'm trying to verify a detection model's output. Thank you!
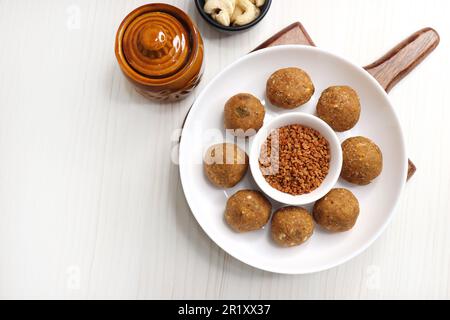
[195, 0, 272, 32]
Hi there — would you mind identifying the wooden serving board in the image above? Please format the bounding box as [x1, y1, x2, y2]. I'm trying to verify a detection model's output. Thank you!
[253, 22, 440, 181]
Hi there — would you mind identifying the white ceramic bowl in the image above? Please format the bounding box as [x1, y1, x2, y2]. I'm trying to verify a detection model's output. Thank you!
[250, 113, 343, 206]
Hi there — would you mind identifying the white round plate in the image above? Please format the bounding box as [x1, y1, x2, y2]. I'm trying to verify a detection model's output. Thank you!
[179, 45, 407, 274]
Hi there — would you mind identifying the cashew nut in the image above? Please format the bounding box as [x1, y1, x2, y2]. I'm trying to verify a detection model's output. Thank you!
[250, 0, 266, 7]
[232, 0, 260, 26]
[231, 5, 243, 23]
[204, 0, 236, 27]
[204, 0, 265, 27]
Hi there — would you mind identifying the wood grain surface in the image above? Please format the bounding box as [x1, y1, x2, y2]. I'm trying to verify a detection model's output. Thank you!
[364, 28, 440, 93]
[0, 0, 449, 300]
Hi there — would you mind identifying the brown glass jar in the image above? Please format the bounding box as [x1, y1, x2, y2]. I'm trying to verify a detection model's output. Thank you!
[115, 4, 204, 102]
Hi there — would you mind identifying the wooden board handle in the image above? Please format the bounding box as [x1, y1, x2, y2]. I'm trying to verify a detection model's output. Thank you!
[364, 28, 440, 93]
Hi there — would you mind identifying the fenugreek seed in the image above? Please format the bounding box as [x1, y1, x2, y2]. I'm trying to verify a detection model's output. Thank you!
[259, 124, 331, 196]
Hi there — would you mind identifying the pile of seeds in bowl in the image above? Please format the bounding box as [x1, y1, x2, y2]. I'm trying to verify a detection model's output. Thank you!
[259, 124, 330, 196]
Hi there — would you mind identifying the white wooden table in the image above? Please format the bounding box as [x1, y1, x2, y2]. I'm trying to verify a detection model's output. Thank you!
[0, 0, 449, 300]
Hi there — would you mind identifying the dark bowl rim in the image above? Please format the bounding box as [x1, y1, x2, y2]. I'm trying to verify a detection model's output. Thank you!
[194, 0, 272, 32]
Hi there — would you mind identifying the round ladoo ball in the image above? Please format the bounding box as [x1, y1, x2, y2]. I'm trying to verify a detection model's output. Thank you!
[204, 143, 249, 188]
[341, 136, 383, 185]
[317, 86, 361, 132]
[266, 67, 315, 109]
[271, 207, 314, 247]
[225, 190, 272, 233]
[313, 188, 360, 232]
[224, 93, 265, 137]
